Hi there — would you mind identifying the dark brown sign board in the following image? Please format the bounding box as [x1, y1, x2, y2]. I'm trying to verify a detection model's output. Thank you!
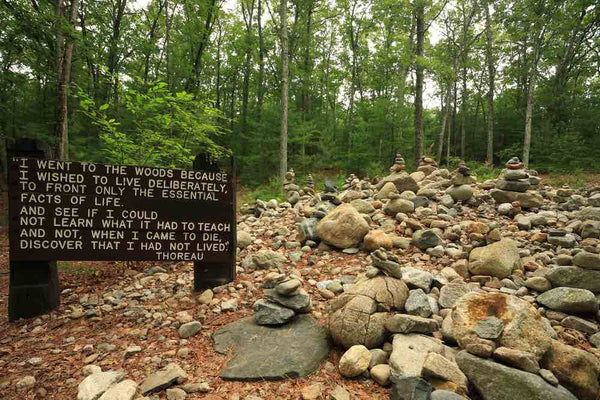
[8, 139, 236, 320]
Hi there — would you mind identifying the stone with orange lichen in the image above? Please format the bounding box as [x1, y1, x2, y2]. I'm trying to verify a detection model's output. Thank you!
[452, 292, 554, 360]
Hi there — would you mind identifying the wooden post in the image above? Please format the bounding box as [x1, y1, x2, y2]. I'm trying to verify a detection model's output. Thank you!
[193, 154, 237, 291]
[8, 139, 60, 321]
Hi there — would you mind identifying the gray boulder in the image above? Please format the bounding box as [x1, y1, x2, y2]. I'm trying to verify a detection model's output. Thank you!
[213, 315, 331, 380]
[546, 266, 600, 293]
[536, 287, 598, 314]
[456, 351, 577, 400]
[412, 230, 443, 250]
[78, 371, 125, 400]
[253, 299, 295, 325]
[468, 239, 521, 279]
[140, 364, 187, 395]
[447, 184, 473, 202]
[316, 204, 370, 249]
[490, 189, 543, 209]
[573, 251, 600, 270]
[298, 218, 319, 242]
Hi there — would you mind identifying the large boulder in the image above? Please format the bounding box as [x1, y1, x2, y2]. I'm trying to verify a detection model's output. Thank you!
[490, 189, 543, 209]
[536, 287, 598, 314]
[447, 185, 473, 202]
[452, 292, 553, 359]
[573, 251, 600, 270]
[546, 266, 600, 293]
[316, 204, 369, 249]
[376, 172, 420, 194]
[389, 333, 453, 378]
[375, 182, 398, 200]
[213, 315, 331, 380]
[412, 230, 443, 250]
[456, 351, 577, 400]
[298, 218, 319, 242]
[578, 207, 600, 221]
[468, 239, 521, 279]
[237, 231, 253, 249]
[78, 371, 125, 400]
[328, 276, 409, 349]
[364, 230, 393, 251]
[542, 340, 600, 400]
[384, 198, 415, 215]
[242, 250, 286, 270]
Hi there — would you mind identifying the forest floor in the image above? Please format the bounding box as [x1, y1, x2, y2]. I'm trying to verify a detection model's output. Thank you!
[0, 220, 388, 400]
[1, 169, 600, 400]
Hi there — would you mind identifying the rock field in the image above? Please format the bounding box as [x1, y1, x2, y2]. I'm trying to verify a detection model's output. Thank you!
[2, 155, 600, 400]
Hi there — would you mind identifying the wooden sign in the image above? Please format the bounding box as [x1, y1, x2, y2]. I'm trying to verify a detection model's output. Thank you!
[9, 158, 236, 262]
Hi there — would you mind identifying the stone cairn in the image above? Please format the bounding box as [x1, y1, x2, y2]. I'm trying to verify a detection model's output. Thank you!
[389, 153, 406, 172]
[555, 183, 573, 203]
[302, 173, 317, 199]
[417, 156, 438, 176]
[342, 174, 360, 191]
[497, 157, 531, 192]
[447, 161, 475, 202]
[367, 248, 402, 279]
[253, 273, 311, 325]
[283, 168, 300, 205]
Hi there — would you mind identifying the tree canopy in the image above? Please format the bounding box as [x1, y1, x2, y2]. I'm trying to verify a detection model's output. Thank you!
[1, 0, 599, 185]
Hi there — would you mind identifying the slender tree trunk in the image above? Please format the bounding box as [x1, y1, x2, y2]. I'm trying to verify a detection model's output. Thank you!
[279, 0, 289, 180]
[460, 65, 467, 160]
[414, 0, 425, 166]
[523, 36, 542, 169]
[256, 0, 265, 120]
[485, 0, 494, 164]
[215, 22, 223, 109]
[165, 0, 171, 91]
[56, 0, 80, 161]
[437, 83, 452, 164]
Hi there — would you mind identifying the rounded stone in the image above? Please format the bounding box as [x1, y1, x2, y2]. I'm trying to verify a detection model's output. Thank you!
[339, 345, 371, 377]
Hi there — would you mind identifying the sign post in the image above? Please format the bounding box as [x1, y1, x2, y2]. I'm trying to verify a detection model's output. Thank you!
[8, 139, 60, 321]
[8, 142, 236, 321]
[192, 154, 236, 291]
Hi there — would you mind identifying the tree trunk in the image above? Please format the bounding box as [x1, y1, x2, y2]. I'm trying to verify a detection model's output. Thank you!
[165, 0, 171, 90]
[523, 35, 542, 169]
[256, 0, 265, 120]
[460, 65, 466, 160]
[437, 83, 452, 165]
[241, 0, 255, 147]
[279, 0, 289, 180]
[484, 0, 494, 165]
[414, 0, 425, 166]
[56, 0, 80, 161]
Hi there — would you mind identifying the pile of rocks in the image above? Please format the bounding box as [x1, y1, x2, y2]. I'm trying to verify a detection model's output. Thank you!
[446, 161, 475, 203]
[491, 157, 543, 209]
[417, 156, 439, 176]
[253, 274, 311, 325]
[375, 153, 420, 195]
[283, 168, 300, 205]
[304, 173, 316, 196]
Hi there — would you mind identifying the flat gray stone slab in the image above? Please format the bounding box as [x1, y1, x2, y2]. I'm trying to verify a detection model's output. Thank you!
[213, 315, 331, 381]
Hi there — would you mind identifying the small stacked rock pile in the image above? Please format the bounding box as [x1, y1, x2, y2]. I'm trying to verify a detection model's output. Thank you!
[253, 274, 311, 325]
[446, 161, 475, 203]
[342, 174, 360, 191]
[375, 153, 420, 197]
[491, 157, 543, 209]
[304, 173, 316, 196]
[390, 153, 407, 172]
[341, 174, 365, 202]
[283, 168, 300, 205]
[417, 156, 439, 176]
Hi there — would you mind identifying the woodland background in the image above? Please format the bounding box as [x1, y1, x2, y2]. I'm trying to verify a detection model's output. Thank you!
[0, 0, 599, 188]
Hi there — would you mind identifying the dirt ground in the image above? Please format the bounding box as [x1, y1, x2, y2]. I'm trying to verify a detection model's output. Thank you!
[0, 222, 391, 400]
